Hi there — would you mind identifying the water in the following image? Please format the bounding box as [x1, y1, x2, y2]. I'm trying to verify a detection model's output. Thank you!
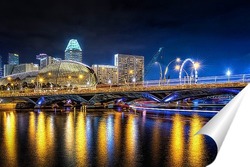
[0, 109, 217, 167]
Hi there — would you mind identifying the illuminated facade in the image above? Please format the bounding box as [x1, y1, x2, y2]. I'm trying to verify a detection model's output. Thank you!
[4, 63, 38, 76]
[65, 39, 83, 63]
[37, 60, 97, 88]
[8, 53, 19, 65]
[114, 54, 144, 83]
[36, 53, 61, 69]
[0, 61, 97, 88]
[4, 64, 15, 76]
[11, 63, 39, 75]
[92, 65, 118, 84]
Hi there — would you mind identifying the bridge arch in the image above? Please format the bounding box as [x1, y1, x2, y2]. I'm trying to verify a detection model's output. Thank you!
[179, 58, 198, 84]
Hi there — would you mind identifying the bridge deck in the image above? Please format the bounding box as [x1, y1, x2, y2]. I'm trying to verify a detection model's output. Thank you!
[0, 82, 247, 98]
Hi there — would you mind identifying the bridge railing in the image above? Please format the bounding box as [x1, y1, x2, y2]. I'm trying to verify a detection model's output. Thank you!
[0, 74, 249, 97]
[143, 74, 250, 86]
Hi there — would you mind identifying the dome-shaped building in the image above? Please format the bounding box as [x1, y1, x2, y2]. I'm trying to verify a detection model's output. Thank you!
[36, 60, 97, 88]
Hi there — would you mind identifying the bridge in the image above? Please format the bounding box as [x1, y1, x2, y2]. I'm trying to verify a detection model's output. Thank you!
[0, 74, 248, 107]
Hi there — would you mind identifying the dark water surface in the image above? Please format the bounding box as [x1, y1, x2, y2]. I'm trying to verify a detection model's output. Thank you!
[0, 110, 217, 167]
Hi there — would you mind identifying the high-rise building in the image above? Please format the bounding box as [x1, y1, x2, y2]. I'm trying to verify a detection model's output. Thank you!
[4, 64, 15, 76]
[92, 65, 118, 84]
[4, 63, 39, 76]
[36, 53, 61, 69]
[11, 63, 39, 75]
[8, 53, 19, 65]
[0, 55, 3, 78]
[114, 54, 144, 83]
[65, 39, 82, 63]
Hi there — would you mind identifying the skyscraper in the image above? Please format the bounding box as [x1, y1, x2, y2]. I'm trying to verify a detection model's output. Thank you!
[92, 65, 118, 84]
[65, 39, 82, 63]
[114, 54, 144, 84]
[8, 53, 19, 65]
[36, 53, 61, 69]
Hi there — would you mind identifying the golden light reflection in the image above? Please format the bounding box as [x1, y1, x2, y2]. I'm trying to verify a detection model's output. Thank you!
[65, 112, 75, 159]
[29, 112, 36, 152]
[170, 114, 185, 167]
[76, 112, 88, 166]
[46, 115, 55, 163]
[151, 119, 161, 166]
[4, 112, 17, 167]
[188, 114, 205, 167]
[97, 118, 108, 166]
[114, 112, 122, 157]
[124, 115, 137, 167]
[36, 112, 47, 166]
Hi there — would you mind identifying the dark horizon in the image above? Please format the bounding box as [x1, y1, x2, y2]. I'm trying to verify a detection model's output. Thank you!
[1, 0, 250, 79]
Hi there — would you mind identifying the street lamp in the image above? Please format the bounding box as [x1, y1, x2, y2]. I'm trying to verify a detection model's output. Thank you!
[164, 58, 181, 81]
[155, 62, 162, 86]
[78, 74, 83, 86]
[226, 69, 231, 82]
[108, 79, 111, 89]
[175, 65, 189, 84]
[39, 78, 44, 89]
[192, 61, 200, 84]
[193, 62, 200, 70]
[132, 77, 136, 87]
[7, 76, 12, 82]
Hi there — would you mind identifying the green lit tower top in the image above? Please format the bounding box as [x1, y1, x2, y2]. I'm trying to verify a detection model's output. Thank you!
[65, 39, 83, 63]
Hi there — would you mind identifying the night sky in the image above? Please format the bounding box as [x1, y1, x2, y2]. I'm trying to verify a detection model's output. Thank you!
[1, 0, 250, 79]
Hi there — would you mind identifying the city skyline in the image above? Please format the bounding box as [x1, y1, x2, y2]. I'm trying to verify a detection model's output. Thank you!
[0, 1, 250, 79]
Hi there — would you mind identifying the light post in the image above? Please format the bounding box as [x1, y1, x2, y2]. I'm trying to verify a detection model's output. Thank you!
[11, 83, 14, 93]
[132, 77, 136, 88]
[193, 62, 200, 83]
[7, 76, 11, 82]
[79, 74, 83, 87]
[155, 62, 162, 86]
[108, 79, 111, 89]
[183, 69, 189, 84]
[39, 78, 44, 90]
[175, 65, 189, 84]
[226, 69, 231, 82]
[164, 58, 181, 82]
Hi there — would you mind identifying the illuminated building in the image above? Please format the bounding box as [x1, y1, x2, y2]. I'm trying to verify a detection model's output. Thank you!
[36, 53, 61, 69]
[4, 63, 39, 76]
[65, 39, 83, 63]
[0, 55, 3, 78]
[36, 60, 97, 87]
[8, 53, 19, 65]
[114, 54, 144, 83]
[4, 64, 15, 76]
[0, 60, 97, 88]
[92, 65, 118, 84]
[11, 63, 39, 75]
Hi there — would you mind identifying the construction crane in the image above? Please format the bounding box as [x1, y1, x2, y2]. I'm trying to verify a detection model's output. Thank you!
[144, 47, 164, 79]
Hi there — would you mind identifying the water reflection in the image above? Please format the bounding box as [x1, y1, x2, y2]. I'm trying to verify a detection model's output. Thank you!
[76, 112, 88, 166]
[151, 119, 161, 166]
[188, 114, 205, 167]
[124, 115, 138, 167]
[97, 117, 108, 166]
[65, 112, 75, 162]
[170, 114, 185, 166]
[0, 110, 215, 167]
[3, 112, 18, 167]
[36, 112, 47, 166]
[113, 112, 122, 162]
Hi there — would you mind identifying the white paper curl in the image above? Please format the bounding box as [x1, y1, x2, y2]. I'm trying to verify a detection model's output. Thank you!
[196, 84, 250, 166]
